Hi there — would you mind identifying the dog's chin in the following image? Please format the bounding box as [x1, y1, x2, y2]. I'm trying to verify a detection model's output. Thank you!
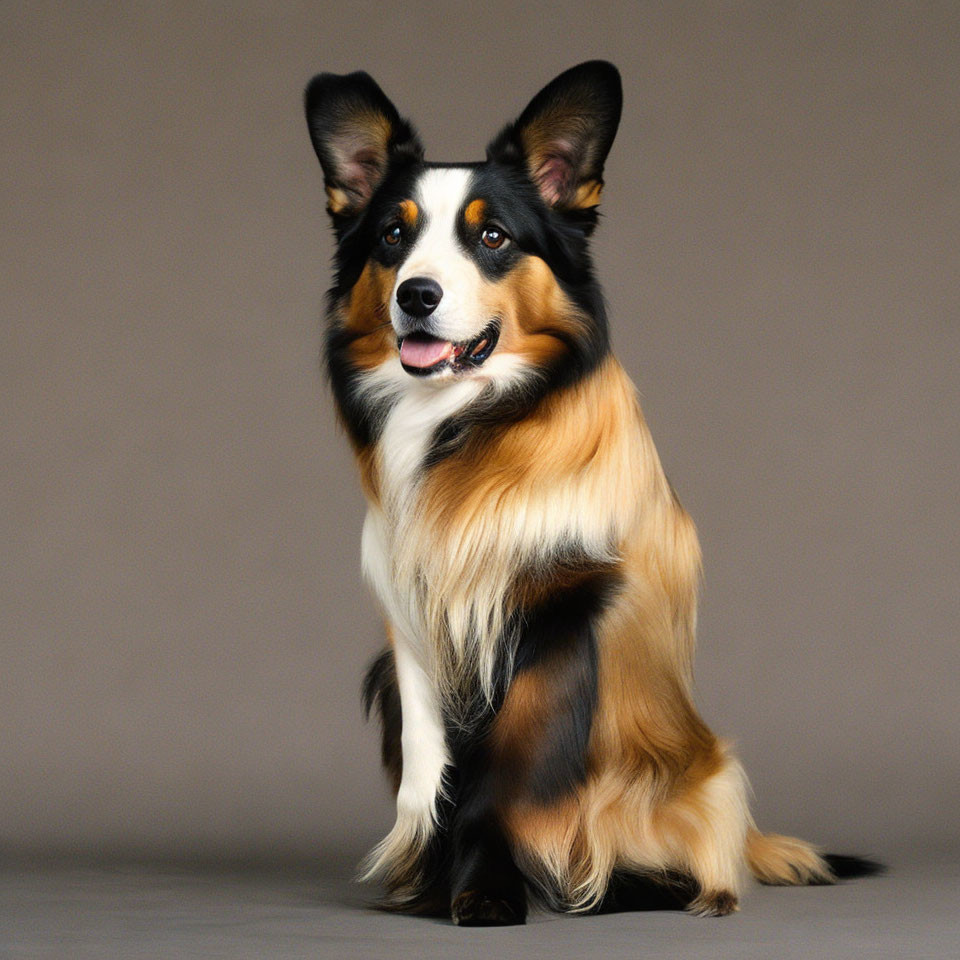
[398, 320, 500, 378]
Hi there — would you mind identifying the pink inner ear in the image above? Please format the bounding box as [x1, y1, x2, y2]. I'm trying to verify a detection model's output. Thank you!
[343, 148, 385, 200]
[331, 134, 388, 204]
[531, 139, 576, 206]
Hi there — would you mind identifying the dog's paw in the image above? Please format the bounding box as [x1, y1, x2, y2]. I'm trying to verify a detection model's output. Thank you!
[686, 890, 739, 917]
[451, 889, 527, 926]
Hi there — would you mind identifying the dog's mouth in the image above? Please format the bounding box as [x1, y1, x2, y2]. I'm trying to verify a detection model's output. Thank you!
[398, 320, 500, 377]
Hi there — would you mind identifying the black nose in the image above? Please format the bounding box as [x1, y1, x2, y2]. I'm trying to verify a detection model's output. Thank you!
[397, 277, 443, 318]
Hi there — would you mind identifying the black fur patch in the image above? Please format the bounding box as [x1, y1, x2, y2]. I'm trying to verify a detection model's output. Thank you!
[593, 870, 697, 913]
[443, 736, 529, 925]
[822, 854, 886, 881]
[504, 565, 618, 802]
[361, 649, 402, 792]
[324, 320, 393, 449]
[451, 889, 526, 926]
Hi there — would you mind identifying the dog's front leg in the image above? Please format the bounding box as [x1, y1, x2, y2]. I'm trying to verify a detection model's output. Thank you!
[360, 633, 451, 911]
[448, 740, 528, 926]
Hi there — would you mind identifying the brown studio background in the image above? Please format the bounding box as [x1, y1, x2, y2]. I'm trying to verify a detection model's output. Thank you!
[2, 2, 958, 867]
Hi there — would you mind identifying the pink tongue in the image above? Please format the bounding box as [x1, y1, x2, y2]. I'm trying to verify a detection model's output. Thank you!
[400, 336, 454, 369]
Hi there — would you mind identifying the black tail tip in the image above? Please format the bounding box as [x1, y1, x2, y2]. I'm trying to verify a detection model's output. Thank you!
[824, 853, 886, 880]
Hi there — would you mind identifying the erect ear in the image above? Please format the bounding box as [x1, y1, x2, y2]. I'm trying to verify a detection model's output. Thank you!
[304, 71, 423, 220]
[486, 61, 622, 213]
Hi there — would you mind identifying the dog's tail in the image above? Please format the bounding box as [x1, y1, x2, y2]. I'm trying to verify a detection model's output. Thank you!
[746, 828, 884, 885]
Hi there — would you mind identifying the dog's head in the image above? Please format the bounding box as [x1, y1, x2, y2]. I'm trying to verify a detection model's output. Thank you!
[305, 62, 621, 430]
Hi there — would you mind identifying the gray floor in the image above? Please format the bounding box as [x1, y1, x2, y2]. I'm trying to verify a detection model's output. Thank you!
[2, 855, 957, 960]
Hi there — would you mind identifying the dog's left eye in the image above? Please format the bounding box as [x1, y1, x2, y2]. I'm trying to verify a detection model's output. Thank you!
[382, 224, 402, 246]
[481, 226, 508, 250]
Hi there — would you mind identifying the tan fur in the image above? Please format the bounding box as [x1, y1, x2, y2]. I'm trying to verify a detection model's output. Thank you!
[464, 198, 486, 226]
[325, 185, 351, 215]
[490, 668, 552, 767]
[399, 199, 419, 226]
[343, 263, 397, 348]
[573, 179, 604, 209]
[404, 355, 647, 707]
[745, 829, 833, 885]
[489, 256, 590, 368]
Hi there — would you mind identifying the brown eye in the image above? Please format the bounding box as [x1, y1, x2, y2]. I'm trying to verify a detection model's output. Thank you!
[383, 224, 402, 246]
[481, 226, 507, 250]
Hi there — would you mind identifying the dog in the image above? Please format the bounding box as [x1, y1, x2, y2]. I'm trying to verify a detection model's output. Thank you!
[304, 61, 879, 926]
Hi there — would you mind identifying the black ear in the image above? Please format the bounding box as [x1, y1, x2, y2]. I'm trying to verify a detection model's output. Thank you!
[487, 61, 622, 212]
[304, 71, 423, 220]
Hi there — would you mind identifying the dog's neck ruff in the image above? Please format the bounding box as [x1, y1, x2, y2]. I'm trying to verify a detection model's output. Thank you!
[358, 356, 653, 709]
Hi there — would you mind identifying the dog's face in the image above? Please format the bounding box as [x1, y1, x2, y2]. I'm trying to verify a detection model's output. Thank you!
[305, 63, 622, 438]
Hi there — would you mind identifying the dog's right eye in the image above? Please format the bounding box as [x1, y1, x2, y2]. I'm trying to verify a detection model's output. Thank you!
[481, 226, 508, 250]
[382, 224, 402, 246]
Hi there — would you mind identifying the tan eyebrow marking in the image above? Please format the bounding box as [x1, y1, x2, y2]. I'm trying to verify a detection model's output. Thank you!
[399, 199, 419, 226]
[464, 198, 487, 227]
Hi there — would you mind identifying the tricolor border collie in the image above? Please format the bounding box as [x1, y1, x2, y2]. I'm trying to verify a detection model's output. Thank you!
[304, 61, 878, 926]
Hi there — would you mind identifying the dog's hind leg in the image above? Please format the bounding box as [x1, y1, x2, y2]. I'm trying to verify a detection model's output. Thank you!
[654, 749, 752, 917]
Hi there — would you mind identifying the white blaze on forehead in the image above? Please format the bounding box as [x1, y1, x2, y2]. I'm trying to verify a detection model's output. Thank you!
[392, 167, 488, 343]
[406, 167, 472, 268]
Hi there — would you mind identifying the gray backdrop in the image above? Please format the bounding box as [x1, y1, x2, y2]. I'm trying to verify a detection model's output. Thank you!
[2, 1, 958, 868]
